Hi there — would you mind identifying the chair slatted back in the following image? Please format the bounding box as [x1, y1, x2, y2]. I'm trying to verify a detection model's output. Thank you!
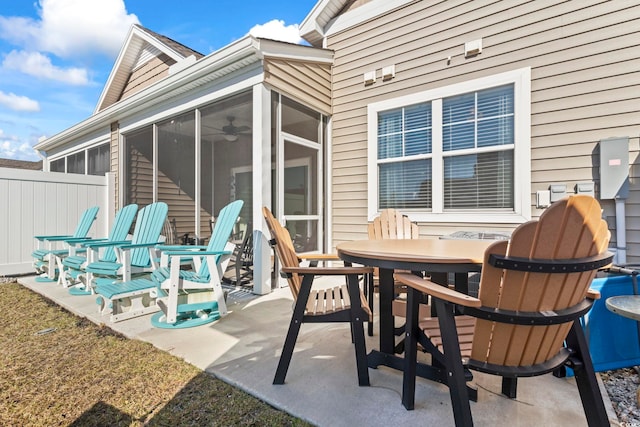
[130, 202, 168, 267]
[102, 204, 138, 262]
[263, 207, 303, 300]
[368, 209, 420, 281]
[197, 200, 243, 278]
[73, 206, 100, 238]
[472, 195, 610, 367]
[368, 208, 419, 240]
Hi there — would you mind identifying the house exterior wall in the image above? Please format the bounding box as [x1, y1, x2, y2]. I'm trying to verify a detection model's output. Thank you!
[326, 0, 640, 262]
[120, 53, 175, 102]
[264, 58, 332, 115]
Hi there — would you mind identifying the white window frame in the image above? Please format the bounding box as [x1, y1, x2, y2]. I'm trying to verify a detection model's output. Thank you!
[367, 67, 531, 223]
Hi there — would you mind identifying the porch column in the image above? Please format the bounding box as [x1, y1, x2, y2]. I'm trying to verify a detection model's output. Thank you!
[252, 83, 272, 295]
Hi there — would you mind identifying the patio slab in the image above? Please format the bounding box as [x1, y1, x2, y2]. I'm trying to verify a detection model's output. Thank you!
[19, 275, 619, 426]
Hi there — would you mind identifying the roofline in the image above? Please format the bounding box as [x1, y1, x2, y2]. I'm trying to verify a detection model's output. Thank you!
[35, 36, 333, 153]
[300, 0, 348, 47]
[300, 0, 413, 46]
[94, 25, 191, 114]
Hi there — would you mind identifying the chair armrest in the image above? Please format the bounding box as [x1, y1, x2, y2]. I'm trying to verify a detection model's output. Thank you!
[83, 240, 130, 248]
[34, 234, 74, 241]
[587, 288, 601, 300]
[119, 241, 164, 250]
[395, 272, 481, 308]
[164, 250, 232, 257]
[282, 266, 373, 276]
[298, 252, 340, 261]
[65, 237, 106, 245]
[155, 244, 208, 251]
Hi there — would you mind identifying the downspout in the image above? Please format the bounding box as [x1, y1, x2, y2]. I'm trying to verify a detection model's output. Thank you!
[598, 137, 630, 266]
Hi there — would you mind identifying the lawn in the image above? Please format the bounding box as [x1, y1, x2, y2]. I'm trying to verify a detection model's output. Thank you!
[0, 282, 311, 426]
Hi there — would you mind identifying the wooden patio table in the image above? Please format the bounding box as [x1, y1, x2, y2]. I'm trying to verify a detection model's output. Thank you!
[336, 238, 494, 380]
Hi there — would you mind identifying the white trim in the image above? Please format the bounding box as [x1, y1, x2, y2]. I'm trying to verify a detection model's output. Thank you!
[194, 109, 202, 237]
[118, 72, 262, 135]
[325, 0, 412, 40]
[152, 123, 158, 202]
[325, 115, 333, 251]
[367, 67, 531, 224]
[37, 35, 333, 153]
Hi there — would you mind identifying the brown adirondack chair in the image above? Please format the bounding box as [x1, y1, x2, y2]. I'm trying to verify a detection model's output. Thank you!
[396, 195, 613, 426]
[367, 208, 423, 337]
[263, 207, 373, 386]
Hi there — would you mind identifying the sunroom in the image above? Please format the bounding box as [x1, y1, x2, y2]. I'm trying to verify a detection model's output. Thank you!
[34, 27, 333, 290]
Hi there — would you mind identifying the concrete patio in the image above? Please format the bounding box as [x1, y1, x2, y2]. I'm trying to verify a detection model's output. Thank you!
[19, 275, 619, 426]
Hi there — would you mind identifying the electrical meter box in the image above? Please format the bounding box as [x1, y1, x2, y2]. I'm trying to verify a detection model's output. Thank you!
[599, 137, 629, 199]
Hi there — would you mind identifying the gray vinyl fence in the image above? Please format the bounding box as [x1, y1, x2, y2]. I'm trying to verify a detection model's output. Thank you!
[0, 168, 113, 276]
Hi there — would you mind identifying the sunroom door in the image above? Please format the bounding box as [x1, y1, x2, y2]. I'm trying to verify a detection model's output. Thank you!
[278, 138, 321, 253]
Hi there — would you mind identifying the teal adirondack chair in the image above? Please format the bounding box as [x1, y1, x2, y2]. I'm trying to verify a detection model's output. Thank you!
[150, 199, 243, 328]
[94, 200, 243, 325]
[83, 202, 168, 290]
[32, 206, 100, 282]
[61, 203, 138, 294]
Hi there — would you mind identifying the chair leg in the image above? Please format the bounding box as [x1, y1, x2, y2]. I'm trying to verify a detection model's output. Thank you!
[435, 298, 474, 427]
[402, 287, 420, 410]
[347, 273, 370, 386]
[273, 275, 313, 385]
[367, 273, 374, 336]
[501, 377, 517, 398]
[566, 320, 609, 427]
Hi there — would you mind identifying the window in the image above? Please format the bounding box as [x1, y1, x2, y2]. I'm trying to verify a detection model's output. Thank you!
[67, 151, 85, 174]
[377, 103, 432, 210]
[88, 144, 110, 176]
[368, 68, 530, 223]
[50, 158, 65, 172]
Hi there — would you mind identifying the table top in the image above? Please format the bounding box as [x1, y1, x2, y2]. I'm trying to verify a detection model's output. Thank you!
[336, 238, 496, 272]
[606, 295, 640, 321]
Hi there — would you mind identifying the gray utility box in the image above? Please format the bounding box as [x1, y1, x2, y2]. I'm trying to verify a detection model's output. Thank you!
[599, 137, 629, 199]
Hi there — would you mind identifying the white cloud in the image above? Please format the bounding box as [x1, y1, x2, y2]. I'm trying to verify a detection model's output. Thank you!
[0, 0, 140, 59]
[3, 50, 88, 85]
[0, 91, 40, 112]
[249, 19, 302, 44]
[0, 131, 39, 160]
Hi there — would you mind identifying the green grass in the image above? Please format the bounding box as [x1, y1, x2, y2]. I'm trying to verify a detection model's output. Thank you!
[0, 282, 312, 426]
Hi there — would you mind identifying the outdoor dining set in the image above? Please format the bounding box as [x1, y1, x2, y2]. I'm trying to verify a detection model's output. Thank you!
[30, 194, 618, 426]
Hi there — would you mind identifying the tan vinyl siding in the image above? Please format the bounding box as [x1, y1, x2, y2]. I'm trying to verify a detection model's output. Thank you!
[126, 146, 153, 208]
[327, 0, 640, 261]
[120, 53, 175, 102]
[264, 59, 332, 115]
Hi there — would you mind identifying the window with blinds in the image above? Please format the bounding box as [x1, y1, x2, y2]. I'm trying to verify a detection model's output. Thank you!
[442, 84, 514, 210]
[376, 84, 515, 213]
[377, 103, 432, 210]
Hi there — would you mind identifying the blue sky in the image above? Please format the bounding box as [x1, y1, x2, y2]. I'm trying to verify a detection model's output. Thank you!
[0, 0, 318, 161]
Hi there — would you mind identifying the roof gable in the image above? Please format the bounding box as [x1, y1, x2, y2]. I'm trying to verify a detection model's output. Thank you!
[95, 24, 204, 113]
[301, 0, 409, 46]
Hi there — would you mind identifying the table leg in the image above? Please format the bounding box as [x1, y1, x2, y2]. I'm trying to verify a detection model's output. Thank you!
[378, 267, 395, 355]
[430, 272, 447, 316]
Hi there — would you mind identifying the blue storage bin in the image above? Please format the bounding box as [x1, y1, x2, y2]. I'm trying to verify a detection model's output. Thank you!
[582, 274, 640, 372]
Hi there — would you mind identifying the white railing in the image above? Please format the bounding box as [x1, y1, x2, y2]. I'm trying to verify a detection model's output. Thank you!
[0, 168, 112, 276]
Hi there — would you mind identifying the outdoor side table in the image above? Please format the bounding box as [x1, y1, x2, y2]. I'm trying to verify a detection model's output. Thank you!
[606, 295, 640, 321]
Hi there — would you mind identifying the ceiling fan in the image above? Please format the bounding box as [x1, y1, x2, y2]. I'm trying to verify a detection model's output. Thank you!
[215, 116, 250, 142]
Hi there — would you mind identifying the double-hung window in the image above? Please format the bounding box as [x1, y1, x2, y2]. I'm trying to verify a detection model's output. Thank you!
[368, 68, 530, 223]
